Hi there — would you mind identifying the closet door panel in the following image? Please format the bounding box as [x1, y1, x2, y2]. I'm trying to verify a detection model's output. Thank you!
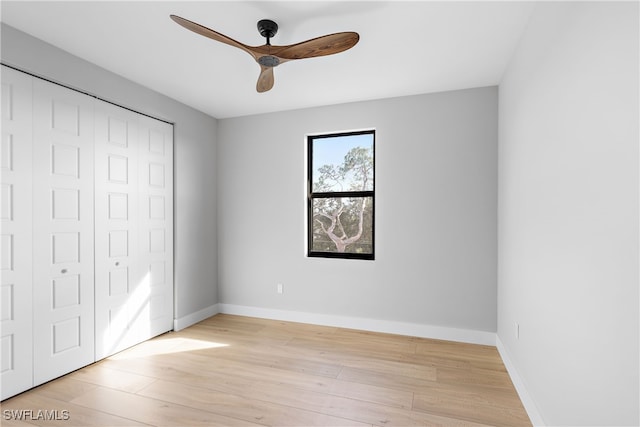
[94, 101, 140, 359]
[1, 66, 33, 399]
[32, 79, 95, 385]
[138, 117, 173, 338]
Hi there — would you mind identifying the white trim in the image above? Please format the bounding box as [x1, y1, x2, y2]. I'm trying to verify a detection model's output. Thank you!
[218, 304, 496, 346]
[173, 304, 219, 331]
[496, 336, 546, 426]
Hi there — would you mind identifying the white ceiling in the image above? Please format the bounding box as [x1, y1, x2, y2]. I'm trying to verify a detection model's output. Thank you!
[1, 1, 535, 119]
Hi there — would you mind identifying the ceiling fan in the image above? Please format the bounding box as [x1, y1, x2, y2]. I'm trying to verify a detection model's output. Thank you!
[170, 15, 360, 93]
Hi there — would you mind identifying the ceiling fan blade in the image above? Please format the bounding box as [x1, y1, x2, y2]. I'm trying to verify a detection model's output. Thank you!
[256, 65, 274, 93]
[275, 32, 359, 60]
[170, 15, 258, 60]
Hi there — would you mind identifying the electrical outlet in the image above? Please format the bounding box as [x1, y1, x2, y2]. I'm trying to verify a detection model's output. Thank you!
[277, 283, 284, 294]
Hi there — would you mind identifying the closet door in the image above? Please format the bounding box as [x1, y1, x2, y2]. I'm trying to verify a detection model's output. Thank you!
[94, 104, 173, 359]
[138, 116, 173, 338]
[1, 67, 33, 399]
[94, 102, 140, 359]
[32, 79, 95, 385]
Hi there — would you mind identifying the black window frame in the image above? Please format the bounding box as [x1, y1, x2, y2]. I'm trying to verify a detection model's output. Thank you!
[307, 129, 375, 260]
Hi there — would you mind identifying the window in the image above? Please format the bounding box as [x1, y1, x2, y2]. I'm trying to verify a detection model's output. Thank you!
[307, 130, 375, 260]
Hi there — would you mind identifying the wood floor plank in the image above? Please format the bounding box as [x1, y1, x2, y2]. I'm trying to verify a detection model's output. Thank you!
[2, 314, 531, 427]
[412, 382, 531, 427]
[103, 355, 256, 397]
[25, 375, 99, 403]
[325, 379, 415, 409]
[436, 365, 515, 389]
[71, 386, 261, 427]
[415, 340, 506, 371]
[154, 349, 335, 387]
[178, 322, 291, 347]
[214, 345, 344, 378]
[338, 366, 439, 393]
[323, 393, 494, 427]
[137, 379, 371, 427]
[332, 328, 420, 353]
[287, 335, 416, 360]
[341, 357, 437, 381]
[67, 364, 157, 393]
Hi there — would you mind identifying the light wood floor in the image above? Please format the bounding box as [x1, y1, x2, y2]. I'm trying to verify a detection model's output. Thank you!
[1, 314, 531, 426]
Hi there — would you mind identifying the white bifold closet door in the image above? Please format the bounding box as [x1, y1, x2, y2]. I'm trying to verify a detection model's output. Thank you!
[94, 101, 173, 360]
[1, 66, 34, 398]
[32, 78, 96, 385]
[135, 115, 174, 344]
[0, 66, 174, 399]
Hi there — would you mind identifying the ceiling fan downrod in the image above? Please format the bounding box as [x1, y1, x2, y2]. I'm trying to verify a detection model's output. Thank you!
[257, 19, 278, 45]
[257, 19, 281, 67]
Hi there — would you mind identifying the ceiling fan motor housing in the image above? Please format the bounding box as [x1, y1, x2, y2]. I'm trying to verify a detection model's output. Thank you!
[257, 19, 278, 41]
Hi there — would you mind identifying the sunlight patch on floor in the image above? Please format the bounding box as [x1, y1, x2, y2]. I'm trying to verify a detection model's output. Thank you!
[108, 337, 229, 360]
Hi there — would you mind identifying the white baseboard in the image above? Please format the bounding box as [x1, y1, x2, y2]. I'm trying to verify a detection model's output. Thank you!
[496, 336, 546, 426]
[217, 303, 496, 346]
[173, 303, 219, 331]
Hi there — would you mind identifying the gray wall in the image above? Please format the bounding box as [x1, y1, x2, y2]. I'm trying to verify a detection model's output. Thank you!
[498, 2, 639, 425]
[217, 87, 498, 332]
[0, 24, 219, 322]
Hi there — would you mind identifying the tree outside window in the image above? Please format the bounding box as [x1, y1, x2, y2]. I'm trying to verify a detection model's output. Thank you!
[307, 130, 375, 260]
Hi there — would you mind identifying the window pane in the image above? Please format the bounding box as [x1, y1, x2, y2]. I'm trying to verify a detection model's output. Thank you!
[311, 197, 373, 254]
[312, 133, 374, 192]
